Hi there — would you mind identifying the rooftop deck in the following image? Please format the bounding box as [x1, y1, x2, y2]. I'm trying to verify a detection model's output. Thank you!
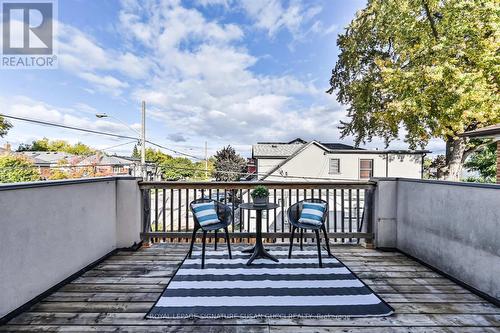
[2, 244, 499, 332]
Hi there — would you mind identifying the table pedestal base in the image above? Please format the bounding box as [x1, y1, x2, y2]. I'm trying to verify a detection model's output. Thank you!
[246, 245, 279, 265]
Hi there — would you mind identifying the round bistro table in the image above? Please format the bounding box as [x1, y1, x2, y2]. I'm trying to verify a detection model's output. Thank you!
[239, 202, 280, 265]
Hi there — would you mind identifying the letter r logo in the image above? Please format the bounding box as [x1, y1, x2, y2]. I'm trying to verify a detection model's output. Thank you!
[2, 2, 53, 55]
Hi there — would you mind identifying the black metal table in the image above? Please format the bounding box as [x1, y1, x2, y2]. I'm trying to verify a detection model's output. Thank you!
[239, 202, 280, 265]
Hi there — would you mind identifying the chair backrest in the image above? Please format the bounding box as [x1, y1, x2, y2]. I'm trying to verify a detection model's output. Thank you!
[190, 198, 231, 227]
[287, 198, 329, 225]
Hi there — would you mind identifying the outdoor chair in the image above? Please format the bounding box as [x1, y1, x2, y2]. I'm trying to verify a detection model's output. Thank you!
[287, 199, 332, 267]
[188, 198, 232, 268]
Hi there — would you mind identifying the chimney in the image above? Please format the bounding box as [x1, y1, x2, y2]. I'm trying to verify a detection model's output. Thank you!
[4, 143, 11, 152]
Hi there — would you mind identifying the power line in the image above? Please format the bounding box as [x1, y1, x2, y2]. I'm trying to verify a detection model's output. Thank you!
[0, 113, 205, 160]
[1, 114, 139, 141]
[100, 140, 138, 151]
[146, 141, 204, 161]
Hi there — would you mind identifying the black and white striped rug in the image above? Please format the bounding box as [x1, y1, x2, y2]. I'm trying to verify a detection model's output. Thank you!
[147, 248, 394, 319]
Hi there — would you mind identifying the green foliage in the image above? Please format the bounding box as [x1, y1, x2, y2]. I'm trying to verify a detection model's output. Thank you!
[0, 155, 40, 183]
[48, 169, 70, 180]
[424, 155, 447, 179]
[464, 142, 496, 182]
[17, 138, 95, 156]
[131, 144, 140, 159]
[328, 0, 500, 175]
[464, 176, 495, 183]
[0, 116, 12, 137]
[251, 185, 269, 198]
[213, 145, 246, 181]
[142, 148, 211, 181]
[160, 157, 194, 180]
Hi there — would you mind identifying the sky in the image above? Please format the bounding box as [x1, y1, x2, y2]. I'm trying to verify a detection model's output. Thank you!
[0, 0, 445, 159]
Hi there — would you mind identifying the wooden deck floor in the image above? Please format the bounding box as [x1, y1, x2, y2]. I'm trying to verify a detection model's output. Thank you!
[1, 244, 499, 332]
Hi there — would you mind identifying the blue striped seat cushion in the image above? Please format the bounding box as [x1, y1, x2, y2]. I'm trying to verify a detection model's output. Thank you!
[298, 201, 326, 226]
[192, 201, 220, 226]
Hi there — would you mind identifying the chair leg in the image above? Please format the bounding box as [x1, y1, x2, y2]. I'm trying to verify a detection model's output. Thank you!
[322, 224, 332, 257]
[224, 227, 232, 259]
[188, 227, 198, 259]
[288, 227, 296, 259]
[214, 230, 218, 251]
[315, 229, 322, 268]
[201, 231, 207, 269]
[300, 228, 303, 251]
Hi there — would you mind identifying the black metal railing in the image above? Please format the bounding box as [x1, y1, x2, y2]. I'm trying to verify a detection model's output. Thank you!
[139, 181, 375, 244]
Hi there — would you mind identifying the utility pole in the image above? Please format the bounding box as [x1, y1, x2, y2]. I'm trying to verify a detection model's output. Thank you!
[204, 141, 208, 179]
[141, 101, 146, 179]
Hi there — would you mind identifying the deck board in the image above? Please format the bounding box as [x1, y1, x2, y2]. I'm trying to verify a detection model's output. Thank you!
[2, 244, 499, 332]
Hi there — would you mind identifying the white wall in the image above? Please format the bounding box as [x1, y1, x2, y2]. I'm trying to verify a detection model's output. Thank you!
[0, 177, 142, 318]
[373, 178, 500, 301]
[262, 144, 423, 180]
[257, 158, 286, 175]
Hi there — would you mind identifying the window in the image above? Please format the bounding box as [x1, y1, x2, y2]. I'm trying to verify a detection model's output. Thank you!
[329, 158, 340, 174]
[359, 159, 373, 179]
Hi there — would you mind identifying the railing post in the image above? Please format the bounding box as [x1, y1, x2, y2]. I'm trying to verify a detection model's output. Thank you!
[141, 187, 152, 247]
[361, 187, 375, 249]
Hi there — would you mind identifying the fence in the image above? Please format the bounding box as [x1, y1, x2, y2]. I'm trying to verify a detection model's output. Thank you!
[139, 181, 375, 244]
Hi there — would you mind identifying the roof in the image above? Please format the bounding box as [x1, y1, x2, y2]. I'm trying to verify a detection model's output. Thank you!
[253, 142, 305, 158]
[253, 140, 361, 158]
[461, 124, 500, 138]
[321, 143, 363, 150]
[78, 154, 137, 166]
[260, 141, 327, 179]
[18, 151, 76, 164]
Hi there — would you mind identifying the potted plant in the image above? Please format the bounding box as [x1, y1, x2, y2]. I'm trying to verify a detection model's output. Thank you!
[251, 185, 269, 206]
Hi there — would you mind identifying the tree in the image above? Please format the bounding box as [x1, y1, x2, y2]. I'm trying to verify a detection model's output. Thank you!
[328, 0, 500, 181]
[464, 141, 496, 183]
[424, 155, 447, 179]
[0, 155, 40, 183]
[0, 116, 12, 137]
[213, 146, 246, 181]
[160, 157, 195, 180]
[131, 144, 140, 159]
[17, 138, 95, 156]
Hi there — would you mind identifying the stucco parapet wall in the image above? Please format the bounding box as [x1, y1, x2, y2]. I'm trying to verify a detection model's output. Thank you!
[0, 176, 141, 191]
[371, 177, 500, 190]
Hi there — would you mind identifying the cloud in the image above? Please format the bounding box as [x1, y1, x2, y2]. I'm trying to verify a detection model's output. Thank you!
[167, 133, 188, 142]
[114, 0, 345, 149]
[77, 72, 129, 96]
[239, 0, 322, 39]
[0, 96, 138, 141]
[57, 22, 152, 96]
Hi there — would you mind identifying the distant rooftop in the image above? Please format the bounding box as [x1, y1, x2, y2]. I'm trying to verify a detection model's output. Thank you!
[253, 138, 361, 158]
[18, 151, 76, 165]
[78, 154, 137, 166]
[461, 124, 500, 138]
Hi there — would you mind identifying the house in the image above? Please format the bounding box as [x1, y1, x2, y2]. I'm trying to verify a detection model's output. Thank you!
[78, 154, 141, 177]
[252, 138, 429, 181]
[18, 151, 77, 179]
[77, 154, 161, 179]
[461, 124, 500, 183]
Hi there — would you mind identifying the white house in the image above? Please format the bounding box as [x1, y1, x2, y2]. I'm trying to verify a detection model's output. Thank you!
[252, 138, 429, 181]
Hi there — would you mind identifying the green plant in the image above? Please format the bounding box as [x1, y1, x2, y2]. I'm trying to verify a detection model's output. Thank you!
[327, 0, 500, 180]
[0, 155, 40, 183]
[251, 185, 269, 198]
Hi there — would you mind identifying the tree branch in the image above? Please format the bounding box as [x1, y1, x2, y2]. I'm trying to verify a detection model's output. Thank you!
[462, 140, 493, 163]
[422, 0, 439, 40]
